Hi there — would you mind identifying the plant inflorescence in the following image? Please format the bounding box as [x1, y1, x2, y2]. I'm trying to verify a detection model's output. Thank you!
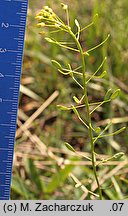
[35, 4, 125, 199]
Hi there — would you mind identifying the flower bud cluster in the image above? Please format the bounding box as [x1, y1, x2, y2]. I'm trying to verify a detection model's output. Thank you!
[36, 6, 62, 29]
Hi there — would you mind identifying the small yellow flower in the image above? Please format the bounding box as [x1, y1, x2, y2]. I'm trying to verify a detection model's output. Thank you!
[61, 3, 68, 10]
[37, 23, 45, 27]
[43, 6, 53, 14]
[39, 31, 46, 36]
[35, 15, 42, 20]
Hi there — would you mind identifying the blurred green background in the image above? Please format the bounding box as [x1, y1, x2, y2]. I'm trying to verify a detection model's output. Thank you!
[11, 0, 128, 200]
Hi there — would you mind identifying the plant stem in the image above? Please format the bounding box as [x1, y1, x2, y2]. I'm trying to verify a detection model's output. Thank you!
[69, 29, 102, 199]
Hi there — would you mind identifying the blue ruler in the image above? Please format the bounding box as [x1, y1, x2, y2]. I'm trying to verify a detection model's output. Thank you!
[0, 0, 28, 200]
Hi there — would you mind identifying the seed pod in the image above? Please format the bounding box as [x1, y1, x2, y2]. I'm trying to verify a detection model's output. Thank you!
[104, 89, 112, 100]
[113, 152, 124, 159]
[110, 89, 120, 100]
[73, 96, 80, 104]
[95, 127, 101, 134]
[65, 142, 76, 152]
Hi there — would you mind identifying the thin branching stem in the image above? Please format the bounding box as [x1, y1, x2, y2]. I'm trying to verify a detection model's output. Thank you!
[69, 29, 103, 199]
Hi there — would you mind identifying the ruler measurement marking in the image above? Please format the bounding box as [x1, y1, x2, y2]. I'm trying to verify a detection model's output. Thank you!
[7, 49, 19, 53]
[0, 148, 10, 150]
[3, 99, 16, 102]
[6, 165, 13, 167]
[20, 21, 26, 24]
[0, 184, 10, 187]
[6, 132, 15, 136]
[9, 89, 18, 91]
[11, 63, 20, 65]
[17, 47, 23, 50]
[17, 47, 23, 49]
[17, 12, 26, 16]
[5, 75, 19, 78]
[12, 98, 18, 100]
[0, 123, 11, 126]
[7, 112, 15, 114]
[0, 172, 10, 175]
[18, 35, 24, 38]
[10, 24, 24, 28]
[6, 160, 13, 164]
[0, 0, 28, 200]
[14, 0, 26, 2]
[12, 108, 18, 111]
[14, 38, 23, 41]
[6, 155, 13, 158]
[12, 91, 19, 93]
[3, 160, 12, 163]
[6, 159, 13, 161]
[8, 134, 15, 137]
[14, 82, 20, 85]
[10, 121, 16, 124]
[5, 176, 10, 183]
